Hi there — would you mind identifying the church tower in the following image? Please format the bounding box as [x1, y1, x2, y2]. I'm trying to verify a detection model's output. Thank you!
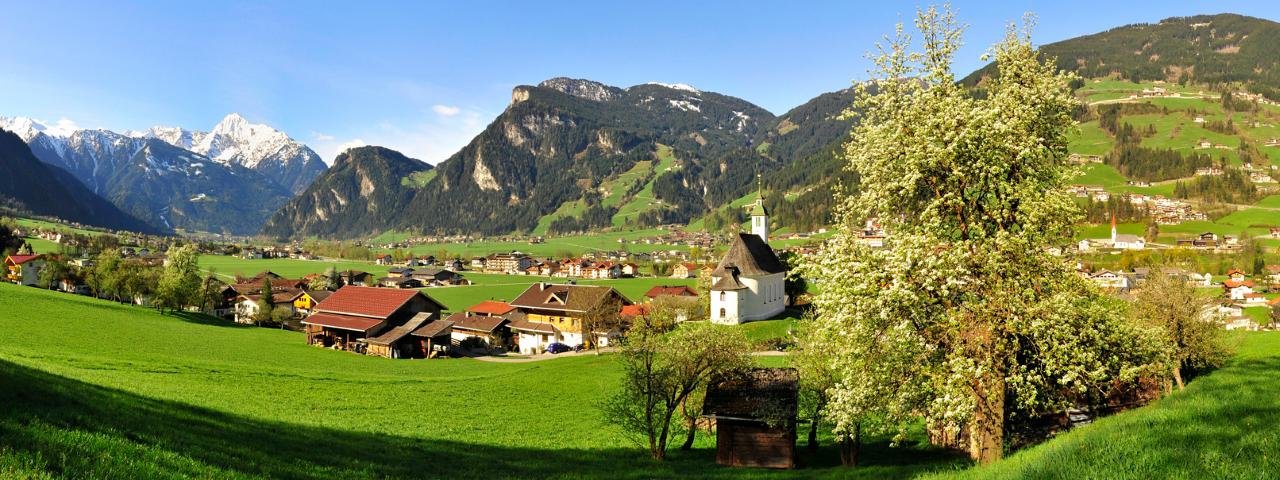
[1110, 212, 1118, 244]
[749, 174, 769, 243]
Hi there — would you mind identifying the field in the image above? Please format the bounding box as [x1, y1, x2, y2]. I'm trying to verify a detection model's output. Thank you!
[2, 283, 1278, 479]
[375, 228, 690, 257]
[196, 254, 699, 312]
[0, 282, 958, 479]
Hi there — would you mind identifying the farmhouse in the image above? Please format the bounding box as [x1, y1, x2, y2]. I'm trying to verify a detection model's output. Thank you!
[4, 254, 44, 286]
[302, 286, 447, 357]
[709, 197, 788, 325]
[411, 268, 468, 286]
[1087, 269, 1131, 290]
[508, 283, 632, 353]
[702, 368, 799, 469]
[444, 311, 512, 348]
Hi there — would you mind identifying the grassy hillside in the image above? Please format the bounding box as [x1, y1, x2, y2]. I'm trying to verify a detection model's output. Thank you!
[0, 282, 958, 479]
[931, 332, 1280, 480]
[1, 283, 1277, 478]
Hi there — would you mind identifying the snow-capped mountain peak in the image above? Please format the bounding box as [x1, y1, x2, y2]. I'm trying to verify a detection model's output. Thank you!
[0, 116, 80, 141]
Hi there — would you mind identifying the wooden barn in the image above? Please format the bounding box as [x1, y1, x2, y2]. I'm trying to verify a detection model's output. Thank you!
[702, 368, 799, 469]
[302, 286, 446, 356]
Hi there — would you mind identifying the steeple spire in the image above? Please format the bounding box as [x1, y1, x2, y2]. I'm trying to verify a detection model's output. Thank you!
[750, 173, 769, 243]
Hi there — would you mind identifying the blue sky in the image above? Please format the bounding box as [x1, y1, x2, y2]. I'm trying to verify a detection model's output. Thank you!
[0, 1, 1275, 163]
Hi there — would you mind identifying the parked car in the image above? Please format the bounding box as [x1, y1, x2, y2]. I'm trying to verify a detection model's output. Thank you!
[545, 342, 571, 354]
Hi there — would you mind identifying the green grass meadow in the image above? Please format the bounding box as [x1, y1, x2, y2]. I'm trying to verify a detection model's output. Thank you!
[1, 283, 1277, 478]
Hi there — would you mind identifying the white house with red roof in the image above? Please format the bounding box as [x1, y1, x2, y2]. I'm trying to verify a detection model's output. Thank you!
[302, 285, 447, 358]
[1223, 280, 1256, 301]
[4, 254, 45, 286]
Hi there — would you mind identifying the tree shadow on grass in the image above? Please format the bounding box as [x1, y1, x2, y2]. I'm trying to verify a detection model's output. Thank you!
[0, 359, 966, 479]
[166, 311, 258, 329]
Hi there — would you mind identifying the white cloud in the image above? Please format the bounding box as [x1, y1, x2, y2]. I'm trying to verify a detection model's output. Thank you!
[432, 104, 461, 117]
[312, 132, 335, 142]
[309, 108, 487, 166]
[45, 118, 80, 136]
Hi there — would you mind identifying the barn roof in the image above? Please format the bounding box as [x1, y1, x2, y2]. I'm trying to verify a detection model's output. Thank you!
[314, 286, 438, 319]
[365, 312, 434, 346]
[410, 317, 454, 338]
[703, 368, 799, 420]
[302, 313, 383, 333]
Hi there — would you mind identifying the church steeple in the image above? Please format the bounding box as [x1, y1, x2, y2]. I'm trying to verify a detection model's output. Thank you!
[750, 174, 769, 243]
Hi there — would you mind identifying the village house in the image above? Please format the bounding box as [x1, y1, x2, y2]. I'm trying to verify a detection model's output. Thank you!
[293, 290, 332, 317]
[1223, 280, 1256, 301]
[710, 195, 788, 325]
[1266, 265, 1280, 285]
[377, 276, 424, 289]
[339, 270, 374, 287]
[411, 268, 469, 286]
[443, 258, 466, 271]
[233, 289, 304, 324]
[507, 283, 633, 354]
[374, 254, 394, 266]
[671, 262, 700, 279]
[1226, 268, 1248, 283]
[1271, 227, 1280, 239]
[702, 368, 799, 469]
[302, 286, 448, 358]
[4, 254, 44, 286]
[1087, 269, 1131, 290]
[444, 309, 512, 349]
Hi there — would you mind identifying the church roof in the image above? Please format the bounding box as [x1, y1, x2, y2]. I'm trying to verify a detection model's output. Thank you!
[710, 233, 786, 291]
[749, 199, 768, 216]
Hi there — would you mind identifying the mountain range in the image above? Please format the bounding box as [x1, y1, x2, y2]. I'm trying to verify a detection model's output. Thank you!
[4, 13, 1277, 240]
[0, 114, 324, 234]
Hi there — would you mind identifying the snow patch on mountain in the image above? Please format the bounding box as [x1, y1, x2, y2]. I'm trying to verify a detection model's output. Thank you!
[647, 82, 701, 93]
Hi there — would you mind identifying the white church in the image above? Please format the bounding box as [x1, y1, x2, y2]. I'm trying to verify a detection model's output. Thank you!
[709, 193, 788, 325]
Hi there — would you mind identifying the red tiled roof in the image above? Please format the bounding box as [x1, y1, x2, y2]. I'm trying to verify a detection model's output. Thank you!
[303, 312, 383, 332]
[620, 304, 650, 317]
[644, 285, 698, 298]
[1224, 280, 1256, 289]
[314, 286, 423, 319]
[5, 254, 42, 265]
[467, 300, 514, 315]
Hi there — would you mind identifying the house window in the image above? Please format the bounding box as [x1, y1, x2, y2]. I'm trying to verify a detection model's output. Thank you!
[719, 291, 726, 302]
[719, 308, 726, 318]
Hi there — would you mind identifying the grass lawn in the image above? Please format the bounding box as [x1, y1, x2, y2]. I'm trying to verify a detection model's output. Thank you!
[931, 332, 1280, 480]
[382, 228, 682, 258]
[0, 282, 962, 479]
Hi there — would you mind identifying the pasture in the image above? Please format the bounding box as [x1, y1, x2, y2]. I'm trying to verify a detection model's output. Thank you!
[1, 283, 1277, 478]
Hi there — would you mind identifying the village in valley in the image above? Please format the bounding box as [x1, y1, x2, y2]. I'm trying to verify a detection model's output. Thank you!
[3, 4, 1280, 479]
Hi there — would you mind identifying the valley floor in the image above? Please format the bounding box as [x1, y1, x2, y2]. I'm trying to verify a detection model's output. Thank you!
[1, 283, 1276, 478]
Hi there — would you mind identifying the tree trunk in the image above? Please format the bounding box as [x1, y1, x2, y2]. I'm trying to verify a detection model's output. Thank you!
[1173, 364, 1185, 390]
[968, 374, 1006, 464]
[807, 417, 820, 452]
[680, 415, 697, 450]
[838, 423, 861, 466]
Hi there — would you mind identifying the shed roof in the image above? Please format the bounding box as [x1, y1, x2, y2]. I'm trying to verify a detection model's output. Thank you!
[703, 368, 799, 420]
[366, 312, 436, 346]
[303, 313, 384, 333]
[5, 254, 43, 265]
[446, 312, 509, 333]
[410, 317, 453, 338]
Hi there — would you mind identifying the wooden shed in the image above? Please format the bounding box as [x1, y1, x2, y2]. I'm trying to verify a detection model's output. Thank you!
[702, 368, 799, 469]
